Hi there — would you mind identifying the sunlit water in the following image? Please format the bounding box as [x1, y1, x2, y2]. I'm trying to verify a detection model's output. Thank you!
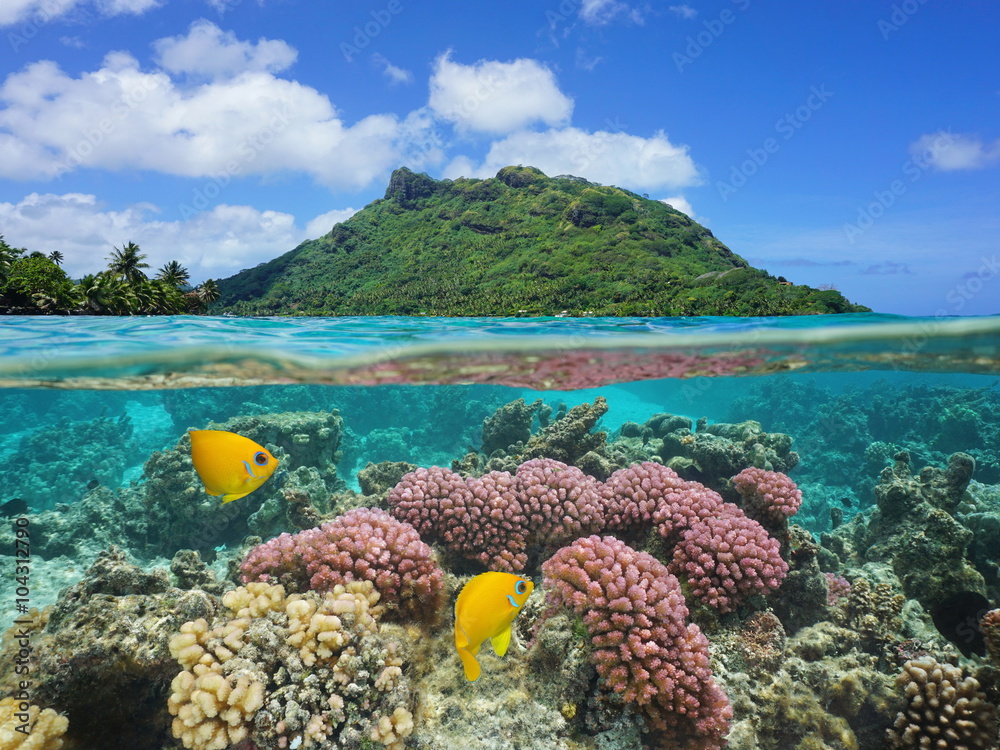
[1, 313, 998, 750]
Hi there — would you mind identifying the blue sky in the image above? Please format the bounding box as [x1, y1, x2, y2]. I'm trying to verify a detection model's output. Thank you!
[0, 0, 997, 315]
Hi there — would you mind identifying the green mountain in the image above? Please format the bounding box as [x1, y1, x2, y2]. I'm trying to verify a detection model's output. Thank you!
[215, 166, 869, 316]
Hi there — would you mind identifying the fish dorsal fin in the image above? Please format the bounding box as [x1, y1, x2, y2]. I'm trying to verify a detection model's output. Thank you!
[491, 626, 512, 657]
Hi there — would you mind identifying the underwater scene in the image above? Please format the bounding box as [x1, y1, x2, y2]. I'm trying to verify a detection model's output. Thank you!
[1, 314, 1000, 750]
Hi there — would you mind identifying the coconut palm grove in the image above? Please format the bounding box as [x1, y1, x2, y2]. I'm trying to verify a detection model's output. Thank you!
[0, 235, 219, 315]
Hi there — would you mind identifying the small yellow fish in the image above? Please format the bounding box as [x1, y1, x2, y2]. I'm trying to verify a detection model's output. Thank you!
[454, 572, 534, 682]
[189, 430, 278, 504]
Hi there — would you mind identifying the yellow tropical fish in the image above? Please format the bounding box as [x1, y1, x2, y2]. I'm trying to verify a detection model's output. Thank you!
[454, 572, 534, 682]
[188, 430, 278, 504]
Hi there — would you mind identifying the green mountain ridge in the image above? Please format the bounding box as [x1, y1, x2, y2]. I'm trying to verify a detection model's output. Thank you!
[215, 166, 870, 316]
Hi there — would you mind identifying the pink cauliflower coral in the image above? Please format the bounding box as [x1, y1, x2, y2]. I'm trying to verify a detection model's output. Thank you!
[543, 535, 732, 749]
[514, 458, 604, 542]
[386, 465, 472, 545]
[387, 459, 605, 572]
[464, 470, 529, 572]
[604, 461, 729, 546]
[669, 508, 789, 613]
[240, 508, 443, 622]
[732, 467, 802, 524]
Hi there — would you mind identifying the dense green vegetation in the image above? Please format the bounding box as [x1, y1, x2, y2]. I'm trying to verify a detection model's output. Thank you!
[0, 236, 220, 315]
[216, 166, 869, 317]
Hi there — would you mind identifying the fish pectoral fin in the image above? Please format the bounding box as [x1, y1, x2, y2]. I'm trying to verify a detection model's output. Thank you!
[491, 626, 513, 658]
[457, 647, 481, 682]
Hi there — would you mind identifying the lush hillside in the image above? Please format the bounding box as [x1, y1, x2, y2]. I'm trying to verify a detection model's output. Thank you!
[215, 166, 869, 316]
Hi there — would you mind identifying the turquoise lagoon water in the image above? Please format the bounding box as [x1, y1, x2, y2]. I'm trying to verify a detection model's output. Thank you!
[1, 313, 999, 750]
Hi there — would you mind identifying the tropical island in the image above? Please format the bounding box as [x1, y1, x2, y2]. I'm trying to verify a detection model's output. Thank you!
[0, 237, 219, 315]
[1, 166, 870, 316]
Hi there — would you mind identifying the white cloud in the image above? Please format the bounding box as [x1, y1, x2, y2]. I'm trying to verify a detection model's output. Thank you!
[669, 5, 697, 19]
[454, 127, 700, 191]
[1, 0, 159, 27]
[0, 191, 348, 282]
[910, 131, 1000, 171]
[428, 53, 573, 135]
[579, 0, 644, 25]
[0, 47, 416, 189]
[153, 20, 297, 78]
[660, 195, 695, 218]
[372, 53, 413, 85]
[304, 207, 358, 239]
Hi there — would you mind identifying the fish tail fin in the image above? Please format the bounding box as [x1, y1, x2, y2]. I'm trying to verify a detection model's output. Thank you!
[457, 647, 481, 682]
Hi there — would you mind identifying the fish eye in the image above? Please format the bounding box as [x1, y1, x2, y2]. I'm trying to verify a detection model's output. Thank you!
[514, 580, 528, 595]
[254, 451, 269, 466]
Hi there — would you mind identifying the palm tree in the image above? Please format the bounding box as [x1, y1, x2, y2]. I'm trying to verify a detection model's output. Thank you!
[48, 251, 64, 266]
[196, 279, 220, 307]
[156, 260, 190, 289]
[106, 241, 149, 285]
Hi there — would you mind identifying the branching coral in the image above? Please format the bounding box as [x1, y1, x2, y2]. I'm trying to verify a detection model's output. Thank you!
[167, 581, 413, 750]
[668, 510, 789, 613]
[0, 698, 68, 750]
[542, 535, 732, 749]
[732, 466, 802, 525]
[239, 508, 444, 622]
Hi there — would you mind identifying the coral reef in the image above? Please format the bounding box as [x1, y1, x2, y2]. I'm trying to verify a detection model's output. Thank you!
[239, 508, 444, 622]
[653, 414, 799, 492]
[669, 509, 789, 613]
[138, 410, 345, 557]
[732, 466, 803, 525]
[481, 397, 545, 456]
[167, 580, 413, 750]
[856, 451, 985, 609]
[7, 413, 136, 511]
[387, 460, 606, 572]
[982, 609, 1000, 665]
[0, 547, 218, 750]
[0, 698, 68, 750]
[542, 535, 732, 749]
[887, 657, 997, 749]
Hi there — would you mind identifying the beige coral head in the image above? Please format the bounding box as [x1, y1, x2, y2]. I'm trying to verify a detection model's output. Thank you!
[0, 698, 69, 750]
